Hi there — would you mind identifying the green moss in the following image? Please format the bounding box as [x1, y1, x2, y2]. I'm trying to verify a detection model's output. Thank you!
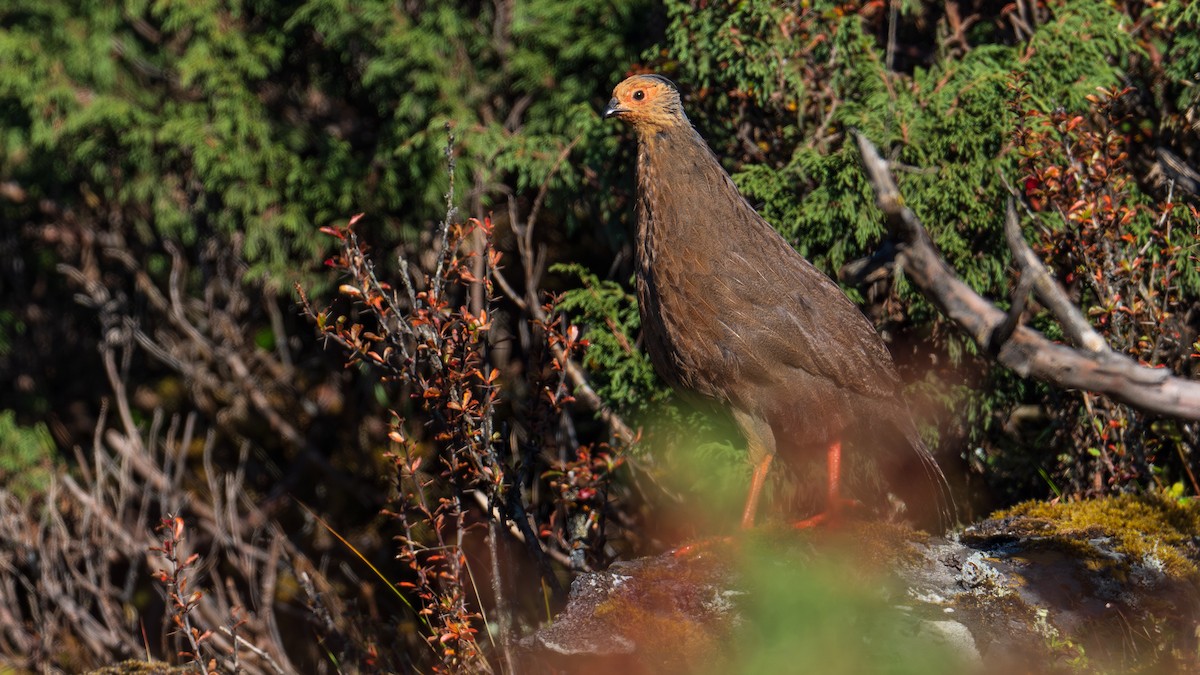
[992, 494, 1200, 579]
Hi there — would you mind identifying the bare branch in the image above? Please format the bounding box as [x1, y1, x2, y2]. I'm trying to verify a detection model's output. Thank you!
[526, 134, 583, 237]
[1002, 199, 1109, 353]
[220, 625, 288, 675]
[470, 491, 574, 568]
[988, 265, 1036, 354]
[1155, 147, 1200, 196]
[560, 348, 638, 447]
[855, 133, 1200, 420]
[433, 123, 459, 300]
[494, 135, 639, 448]
[505, 289, 637, 447]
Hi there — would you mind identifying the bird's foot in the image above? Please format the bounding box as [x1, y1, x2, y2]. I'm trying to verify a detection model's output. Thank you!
[670, 535, 737, 558]
[790, 498, 863, 530]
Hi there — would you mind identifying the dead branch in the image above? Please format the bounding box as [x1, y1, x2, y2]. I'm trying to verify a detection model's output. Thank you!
[1002, 199, 1109, 353]
[1156, 147, 1200, 197]
[0, 416, 309, 673]
[495, 270, 637, 448]
[59, 233, 360, 504]
[498, 153, 637, 448]
[855, 133, 1200, 420]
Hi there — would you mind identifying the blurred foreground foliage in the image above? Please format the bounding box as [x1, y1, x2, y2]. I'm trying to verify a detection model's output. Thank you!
[0, 0, 1198, 672]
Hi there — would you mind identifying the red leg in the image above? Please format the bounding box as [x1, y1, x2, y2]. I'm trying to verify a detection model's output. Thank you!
[673, 444, 773, 556]
[741, 453, 774, 530]
[826, 439, 842, 504]
[793, 440, 858, 529]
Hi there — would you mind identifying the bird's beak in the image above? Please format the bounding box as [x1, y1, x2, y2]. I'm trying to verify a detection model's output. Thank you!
[603, 97, 628, 119]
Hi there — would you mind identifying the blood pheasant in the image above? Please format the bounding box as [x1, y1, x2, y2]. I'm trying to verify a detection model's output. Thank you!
[604, 74, 951, 530]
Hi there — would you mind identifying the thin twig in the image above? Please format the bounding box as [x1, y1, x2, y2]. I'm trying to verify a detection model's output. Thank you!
[218, 626, 288, 675]
[433, 124, 459, 300]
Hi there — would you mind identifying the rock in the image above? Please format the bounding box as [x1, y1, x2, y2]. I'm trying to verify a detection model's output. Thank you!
[520, 548, 741, 674]
[520, 495, 1200, 674]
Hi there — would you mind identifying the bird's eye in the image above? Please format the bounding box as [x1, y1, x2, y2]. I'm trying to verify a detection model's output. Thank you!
[632, 90, 645, 101]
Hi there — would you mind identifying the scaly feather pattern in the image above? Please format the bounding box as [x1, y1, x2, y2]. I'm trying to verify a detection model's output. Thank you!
[605, 74, 952, 528]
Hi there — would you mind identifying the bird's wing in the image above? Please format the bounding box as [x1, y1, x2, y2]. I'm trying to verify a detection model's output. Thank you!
[699, 212, 902, 402]
[639, 126, 902, 404]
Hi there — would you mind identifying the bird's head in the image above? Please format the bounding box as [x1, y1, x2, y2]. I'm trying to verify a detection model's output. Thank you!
[604, 74, 686, 134]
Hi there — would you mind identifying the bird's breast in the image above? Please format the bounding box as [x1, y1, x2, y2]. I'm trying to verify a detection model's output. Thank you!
[634, 149, 751, 400]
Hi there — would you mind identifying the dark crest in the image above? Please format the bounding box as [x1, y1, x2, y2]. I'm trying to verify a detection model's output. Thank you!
[641, 73, 678, 91]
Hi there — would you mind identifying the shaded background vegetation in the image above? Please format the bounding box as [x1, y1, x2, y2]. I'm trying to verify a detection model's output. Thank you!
[0, 0, 1198, 672]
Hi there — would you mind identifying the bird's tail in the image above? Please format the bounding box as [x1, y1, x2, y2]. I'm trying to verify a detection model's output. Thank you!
[904, 429, 958, 532]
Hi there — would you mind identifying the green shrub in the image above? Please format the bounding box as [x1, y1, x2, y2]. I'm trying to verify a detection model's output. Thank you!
[0, 410, 55, 498]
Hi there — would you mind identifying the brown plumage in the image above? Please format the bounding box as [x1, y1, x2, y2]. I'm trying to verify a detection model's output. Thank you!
[604, 74, 951, 530]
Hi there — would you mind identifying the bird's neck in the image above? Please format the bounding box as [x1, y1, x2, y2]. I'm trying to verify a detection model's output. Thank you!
[634, 124, 743, 266]
[635, 124, 711, 172]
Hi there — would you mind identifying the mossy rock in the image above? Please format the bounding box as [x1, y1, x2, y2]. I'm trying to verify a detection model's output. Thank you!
[955, 493, 1200, 672]
[984, 493, 1200, 580]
